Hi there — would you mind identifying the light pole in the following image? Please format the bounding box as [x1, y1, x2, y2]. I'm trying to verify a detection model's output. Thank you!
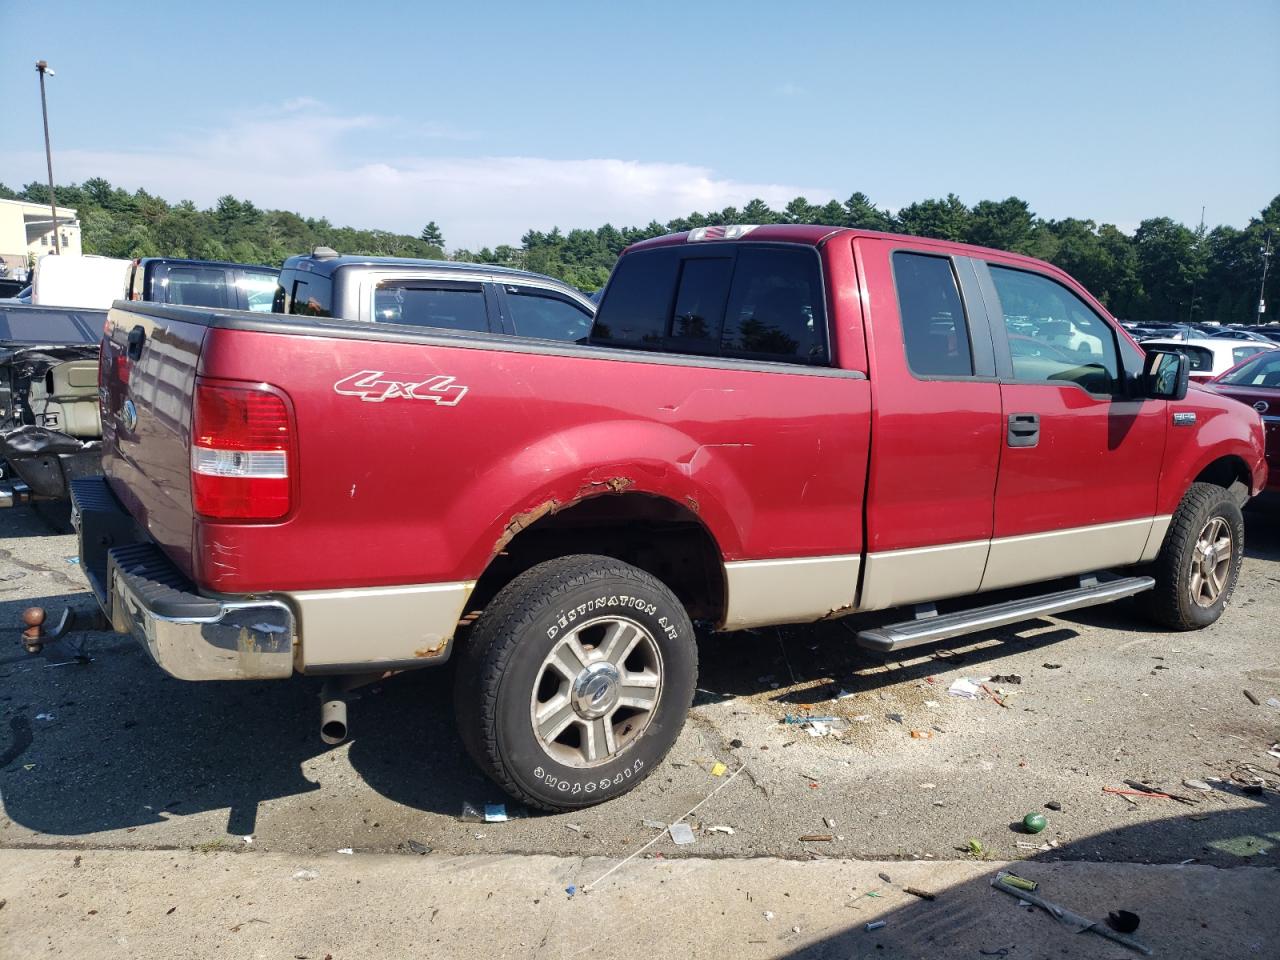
[35, 60, 60, 255]
[1259, 233, 1273, 325]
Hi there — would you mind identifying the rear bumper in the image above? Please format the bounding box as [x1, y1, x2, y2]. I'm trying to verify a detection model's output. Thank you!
[71, 476, 295, 680]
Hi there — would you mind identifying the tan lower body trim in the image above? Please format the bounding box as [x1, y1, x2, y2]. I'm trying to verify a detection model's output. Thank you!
[858, 539, 990, 612]
[1139, 514, 1174, 562]
[722, 555, 860, 630]
[979, 517, 1155, 591]
[287, 581, 475, 671]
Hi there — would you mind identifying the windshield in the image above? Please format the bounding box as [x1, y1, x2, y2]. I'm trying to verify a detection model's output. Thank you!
[1217, 349, 1280, 387]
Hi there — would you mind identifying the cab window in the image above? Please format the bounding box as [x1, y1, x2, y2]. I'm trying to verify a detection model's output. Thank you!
[989, 266, 1119, 395]
[373, 280, 489, 332]
[502, 286, 593, 341]
[892, 252, 974, 377]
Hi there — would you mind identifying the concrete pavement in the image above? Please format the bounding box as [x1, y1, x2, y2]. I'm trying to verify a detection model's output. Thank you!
[2, 846, 1277, 959]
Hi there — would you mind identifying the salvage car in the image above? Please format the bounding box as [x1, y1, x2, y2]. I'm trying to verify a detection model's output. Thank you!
[1205, 349, 1280, 499]
[1139, 337, 1276, 382]
[68, 225, 1265, 811]
[0, 304, 103, 507]
[273, 248, 595, 341]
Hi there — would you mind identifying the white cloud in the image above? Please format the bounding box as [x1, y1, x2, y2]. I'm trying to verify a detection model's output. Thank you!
[0, 100, 831, 249]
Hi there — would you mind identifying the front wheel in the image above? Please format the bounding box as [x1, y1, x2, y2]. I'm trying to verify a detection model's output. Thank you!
[454, 555, 697, 811]
[1141, 482, 1245, 630]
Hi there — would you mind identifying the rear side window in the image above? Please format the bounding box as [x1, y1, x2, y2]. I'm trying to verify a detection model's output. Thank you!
[892, 252, 974, 377]
[374, 281, 489, 332]
[1233, 345, 1267, 365]
[237, 270, 280, 313]
[502, 285, 593, 341]
[593, 245, 828, 365]
[157, 265, 231, 309]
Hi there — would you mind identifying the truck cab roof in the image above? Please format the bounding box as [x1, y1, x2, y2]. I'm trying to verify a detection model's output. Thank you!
[284, 252, 562, 286]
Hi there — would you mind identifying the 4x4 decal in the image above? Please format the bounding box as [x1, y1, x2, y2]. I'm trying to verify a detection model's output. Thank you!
[333, 370, 468, 406]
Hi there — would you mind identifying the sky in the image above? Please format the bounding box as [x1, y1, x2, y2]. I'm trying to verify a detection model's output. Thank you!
[0, 0, 1276, 249]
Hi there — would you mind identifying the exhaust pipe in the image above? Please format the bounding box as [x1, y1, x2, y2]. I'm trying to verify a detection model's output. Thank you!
[320, 681, 349, 745]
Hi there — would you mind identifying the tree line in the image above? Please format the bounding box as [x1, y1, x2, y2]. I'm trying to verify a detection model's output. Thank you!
[3, 178, 1275, 325]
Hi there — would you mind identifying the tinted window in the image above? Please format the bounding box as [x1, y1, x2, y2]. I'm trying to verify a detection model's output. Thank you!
[593, 248, 678, 345]
[288, 275, 333, 317]
[503, 286, 593, 341]
[892, 252, 973, 377]
[157, 265, 231, 308]
[671, 258, 733, 347]
[593, 245, 828, 365]
[374, 282, 489, 332]
[720, 248, 826, 363]
[0, 308, 101, 343]
[1218, 349, 1280, 386]
[989, 266, 1119, 394]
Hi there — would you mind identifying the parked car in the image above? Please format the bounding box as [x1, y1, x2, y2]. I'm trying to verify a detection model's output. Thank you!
[1205, 349, 1280, 499]
[272, 248, 595, 341]
[127, 258, 281, 313]
[1204, 326, 1275, 344]
[31, 253, 131, 308]
[0, 277, 26, 299]
[0, 304, 104, 507]
[1138, 337, 1276, 382]
[70, 225, 1265, 811]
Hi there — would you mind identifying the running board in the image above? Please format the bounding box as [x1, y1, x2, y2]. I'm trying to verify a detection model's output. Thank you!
[854, 575, 1155, 653]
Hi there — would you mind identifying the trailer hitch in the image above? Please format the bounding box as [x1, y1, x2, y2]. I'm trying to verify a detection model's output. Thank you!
[20, 605, 108, 655]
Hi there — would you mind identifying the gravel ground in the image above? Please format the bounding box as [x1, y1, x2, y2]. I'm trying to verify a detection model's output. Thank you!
[2, 502, 1278, 869]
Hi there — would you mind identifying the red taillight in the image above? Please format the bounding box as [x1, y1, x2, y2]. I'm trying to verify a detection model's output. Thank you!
[191, 379, 293, 520]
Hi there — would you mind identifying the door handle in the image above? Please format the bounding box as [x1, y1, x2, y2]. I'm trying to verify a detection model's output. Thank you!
[126, 325, 146, 361]
[1007, 412, 1040, 447]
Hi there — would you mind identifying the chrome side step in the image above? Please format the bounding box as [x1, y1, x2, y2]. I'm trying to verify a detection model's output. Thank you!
[854, 575, 1155, 653]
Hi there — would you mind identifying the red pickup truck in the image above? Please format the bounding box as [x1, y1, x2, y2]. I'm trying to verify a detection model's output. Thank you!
[71, 226, 1267, 811]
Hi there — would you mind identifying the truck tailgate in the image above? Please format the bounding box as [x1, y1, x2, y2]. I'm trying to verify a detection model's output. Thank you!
[100, 306, 207, 578]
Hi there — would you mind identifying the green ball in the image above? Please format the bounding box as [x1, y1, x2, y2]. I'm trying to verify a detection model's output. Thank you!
[1023, 812, 1047, 834]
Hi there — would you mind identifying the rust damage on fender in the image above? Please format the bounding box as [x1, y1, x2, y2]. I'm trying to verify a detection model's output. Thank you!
[684, 495, 700, 514]
[414, 636, 450, 658]
[576, 475, 634, 498]
[492, 498, 562, 557]
[822, 602, 856, 620]
[490, 478, 634, 559]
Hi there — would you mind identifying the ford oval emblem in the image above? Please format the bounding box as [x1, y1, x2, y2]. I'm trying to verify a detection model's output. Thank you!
[1254, 400, 1269, 414]
[122, 399, 138, 431]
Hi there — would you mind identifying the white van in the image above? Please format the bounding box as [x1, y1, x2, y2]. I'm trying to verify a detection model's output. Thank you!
[32, 254, 132, 309]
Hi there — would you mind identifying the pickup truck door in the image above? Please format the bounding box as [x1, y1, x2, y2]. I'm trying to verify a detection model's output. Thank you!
[975, 261, 1166, 589]
[856, 243, 1003, 610]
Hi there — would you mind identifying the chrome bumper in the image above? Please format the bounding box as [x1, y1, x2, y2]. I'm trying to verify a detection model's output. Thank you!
[71, 475, 295, 681]
[110, 565, 295, 681]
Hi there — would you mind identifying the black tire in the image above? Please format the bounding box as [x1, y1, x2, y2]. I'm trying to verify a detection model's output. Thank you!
[454, 554, 697, 811]
[1141, 482, 1244, 630]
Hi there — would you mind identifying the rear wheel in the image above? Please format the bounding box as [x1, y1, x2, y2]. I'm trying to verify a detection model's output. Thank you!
[454, 554, 697, 811]
[1141, 482, 1244, 630]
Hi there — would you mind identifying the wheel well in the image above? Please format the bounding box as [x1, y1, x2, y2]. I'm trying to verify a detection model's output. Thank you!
[468, 493, 726, 624]
[1194, 456, 1251, 504]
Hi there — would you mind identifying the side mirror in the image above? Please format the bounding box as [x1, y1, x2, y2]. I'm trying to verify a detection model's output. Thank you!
[1144, 350, 1189, 401]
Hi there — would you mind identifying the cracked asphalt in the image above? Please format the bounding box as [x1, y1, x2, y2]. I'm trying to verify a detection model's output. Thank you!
[2, 502, 1278, 871]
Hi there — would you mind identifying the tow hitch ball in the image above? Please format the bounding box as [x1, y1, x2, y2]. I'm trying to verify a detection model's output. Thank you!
[21, 605, 108, 655]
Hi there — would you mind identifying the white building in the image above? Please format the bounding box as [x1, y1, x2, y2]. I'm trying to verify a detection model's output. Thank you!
[0, 197, 83, 280]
